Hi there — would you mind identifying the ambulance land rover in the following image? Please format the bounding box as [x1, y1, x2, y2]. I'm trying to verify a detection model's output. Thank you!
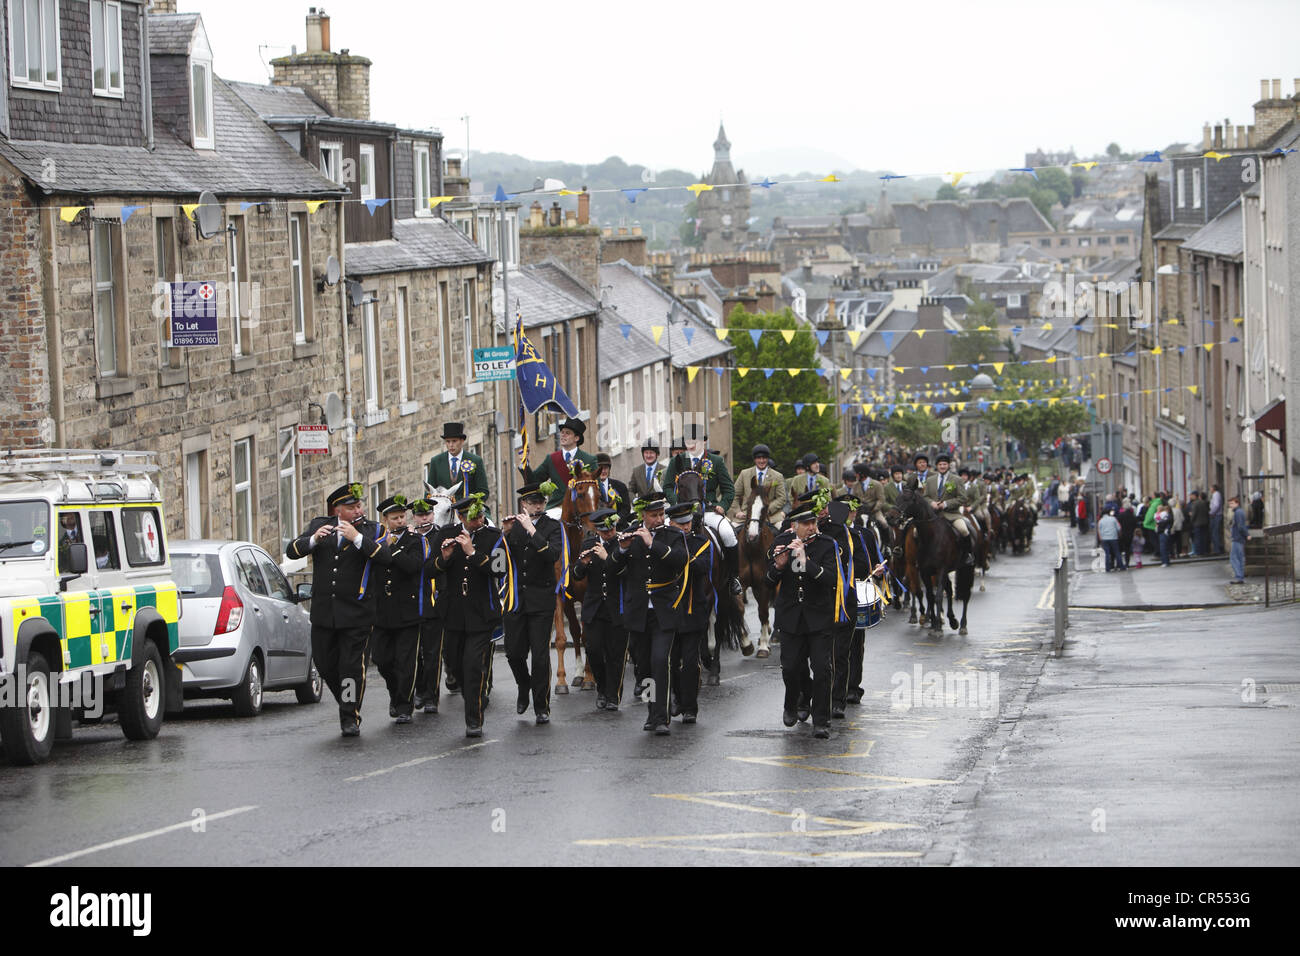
[0, 449, 183, 765]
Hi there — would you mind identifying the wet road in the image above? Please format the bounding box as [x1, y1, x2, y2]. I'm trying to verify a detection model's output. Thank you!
[0, 540, 1056, 866]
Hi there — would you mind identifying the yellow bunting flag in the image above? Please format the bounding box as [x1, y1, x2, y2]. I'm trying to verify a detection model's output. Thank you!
[557, 190, 582, 197]
[947, 171, 968, 186]
[786, 368, 800, 377]
[428, 196, 455, 209]
[1046, 355, 1057, 364]
[1189, 385, 1199, 395]
[815, 403, 828, 416]
[1071, 161, 1099, 170]
[729, 400, 737, 407]
[59, 206, 86, 223]
[781, 329, 795, 344]
[1048, 397, 1059, 405]
[181, 203, 200, 219]
[1041, 322, 1053, 331]
[1166, 318, 1180, 325]
[1151, 346, 1163, 355]
[862, 404, 873, 415]
[915, 328, 926, 339]
[840, 368, 852, 380]
[687, 183, 713, 196]
[1098, 393, 1108, 400]
[893, 366, 905, 374]
[771, 403, 782, 413]
[651, 325, 665, 345]
[687, 366, 700, 383]
[976, 325, 992, 331]
[715, 327, 730, 340]
[1099, 351, 1109, 358]
[1203, 151, 1230, 162]
[819, 174, 840, 182]
[304, 200, 327, 214]
[847, 330, 863, 347]
[1203, 342, 1215, 351]
[737, 367, 750, 377]
[992, 362, 1004, 374]
[1232, 317, 1244, 325]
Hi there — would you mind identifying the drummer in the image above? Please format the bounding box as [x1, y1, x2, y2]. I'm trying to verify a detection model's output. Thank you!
[834, 493, 886, 710]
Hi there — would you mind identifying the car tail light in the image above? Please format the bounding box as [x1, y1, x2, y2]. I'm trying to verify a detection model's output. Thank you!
[214, 586, 244, 634]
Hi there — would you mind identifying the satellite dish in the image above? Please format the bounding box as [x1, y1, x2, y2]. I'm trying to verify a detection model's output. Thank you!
[324, 255, 341, 286]
[194, 190, 223, 240]
[324, 392, 345, 431]
[493, 410, 507, 433]
[345, 279, 366, 308]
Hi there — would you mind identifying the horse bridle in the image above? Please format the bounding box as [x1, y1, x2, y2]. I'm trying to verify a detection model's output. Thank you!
[562, 478, 601, 535]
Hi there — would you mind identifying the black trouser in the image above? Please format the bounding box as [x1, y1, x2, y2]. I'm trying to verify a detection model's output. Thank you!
[628, 626, 651, 687]
[829, 621, 855, 711]
[449, 628, 493, 728]
[442, 628, 465, 692]
[311, 624, 371, 726]
[372, 623, 420, 717]
[780, 626, 832, 728]
[671, 629, 704, 717]
[584, 616, 628, 704]
[505, 610, 552, 716]
[414, 617, 444, 706]
[646, 609, 677, 727]
[847, 627, 866, 702]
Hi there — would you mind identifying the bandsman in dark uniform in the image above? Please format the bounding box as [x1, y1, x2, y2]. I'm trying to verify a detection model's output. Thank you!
[608, 492, 687, 735]
[815, 491, 862, 720]
[371, 495, 430, 723]
[500, 482, 565, 724]
[433, 495, 503, 738]
[570, 507, 627, 711]
[767, 498, 838, 738]
[666, 501, 715, 725]
[287, 482, 394, 737]
[411, 497, 452, 715]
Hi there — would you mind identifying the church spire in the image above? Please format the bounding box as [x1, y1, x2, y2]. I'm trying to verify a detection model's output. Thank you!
[714, 122, 731, 163]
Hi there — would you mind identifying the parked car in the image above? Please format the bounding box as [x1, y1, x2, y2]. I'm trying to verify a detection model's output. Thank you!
[171, 540, 321, 716]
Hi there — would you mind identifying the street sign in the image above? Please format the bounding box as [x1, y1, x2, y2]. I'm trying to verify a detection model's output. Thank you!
[169, 281, 219, 347]
[473, 346, 515, 382]
[297, 424, 329, 455]
[1096, 457, 1113, 474]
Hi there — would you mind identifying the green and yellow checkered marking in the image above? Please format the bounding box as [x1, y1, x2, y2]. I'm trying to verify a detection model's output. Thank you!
[7, 583, 180, 670]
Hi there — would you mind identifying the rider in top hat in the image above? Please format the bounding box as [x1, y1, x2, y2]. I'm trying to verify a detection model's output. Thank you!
[427, 422, 489, 498]
[661, 422, 741, 595]
[925, 454, 976, 566]
[629, 438, 666, 499]
[526, 416, 598, 515]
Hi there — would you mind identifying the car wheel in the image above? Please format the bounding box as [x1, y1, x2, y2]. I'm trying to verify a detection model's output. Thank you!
[295, 658, 323, 705]
[231, 651, 264, 718]
[0, 650, 56, 765]
[120, 638, 165, 741]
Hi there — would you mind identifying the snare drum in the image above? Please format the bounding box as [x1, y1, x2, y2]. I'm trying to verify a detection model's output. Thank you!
[855, 579, 883, 629]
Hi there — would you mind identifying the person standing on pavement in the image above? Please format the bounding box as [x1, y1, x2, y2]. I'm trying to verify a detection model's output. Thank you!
[500, 482, 564, 725]
[1249, 491, 1265, 529]
[286, 483, 394, 737]
[1098, 509, 1121, 572]
[1228, 496, 1248, 584]
[1209, 485, 1224, 554]
[1187, 491, 1210, 557]
[1116, 498, 1136, 570]
[1141, 492, 1163, 556]
[570, 508, 627, 711]
[371, 496, 429, 724]
[1156, 498, 1174, 567]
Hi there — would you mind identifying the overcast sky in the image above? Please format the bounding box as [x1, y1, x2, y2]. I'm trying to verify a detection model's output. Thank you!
[193, 0, 1300, 179]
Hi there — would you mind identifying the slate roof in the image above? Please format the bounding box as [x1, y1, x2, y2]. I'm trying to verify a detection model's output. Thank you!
[0, 76, 344, 197]
[526, 259, 599, 309]
[1181, 198, 1243, 260]
[1153, 222, 1202, 242]
[853, 310, 920, 358]
[891, 198, 1054, 249]
[347, 217, 493, 276]
[599, 310, 670, 379]
[148, 13, 201, 55]
[487, 262, 597, 330]
[226, 79, 329, 119]
[599, 260, 732, 366]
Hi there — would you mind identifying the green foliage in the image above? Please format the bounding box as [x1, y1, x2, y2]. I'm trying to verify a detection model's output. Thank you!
[679, 199, 702, 249]
[1036, 167, 1073, 207]
[727, 306, 838, 474]
[948, 300, 1005, 366]
[935, 183, 960, 200]
[984, 377, 1090, 467]
[885, 407, 942, 447]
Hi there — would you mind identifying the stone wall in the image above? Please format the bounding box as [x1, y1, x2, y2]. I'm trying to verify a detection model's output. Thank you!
[0, 162, 49, 447]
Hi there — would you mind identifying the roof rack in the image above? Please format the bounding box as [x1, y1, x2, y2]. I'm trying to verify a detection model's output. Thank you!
[0, 449, 159, 478]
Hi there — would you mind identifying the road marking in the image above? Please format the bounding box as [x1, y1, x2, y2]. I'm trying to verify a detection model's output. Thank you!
[1035, 577, 1055, 610]
[27, 806, 258, 868]
[718, 670, 762, 684]
[729, 756, 953, 784]
[345, 740, 498, 782]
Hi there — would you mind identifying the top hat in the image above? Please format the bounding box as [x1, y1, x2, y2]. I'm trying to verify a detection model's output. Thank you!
[557, 418, 586, 445]
[442, 422, 466, 440]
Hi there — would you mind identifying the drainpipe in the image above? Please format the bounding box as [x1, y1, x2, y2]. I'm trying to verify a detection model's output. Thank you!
[337, 200, 355, 482]
[41, 206, 64, 446]
[141, 6, 153, 151]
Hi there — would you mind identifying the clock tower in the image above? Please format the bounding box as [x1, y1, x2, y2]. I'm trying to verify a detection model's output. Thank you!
[696, 123, 750, 255]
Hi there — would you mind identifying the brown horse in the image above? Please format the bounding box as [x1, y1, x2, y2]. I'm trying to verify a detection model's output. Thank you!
[735, 477, 776, 656]
[553, 468, 601, 693]
[895, 487, 974, 635]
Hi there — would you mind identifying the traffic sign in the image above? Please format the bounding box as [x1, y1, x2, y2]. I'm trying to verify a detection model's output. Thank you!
[1096, 457, 1113, 474]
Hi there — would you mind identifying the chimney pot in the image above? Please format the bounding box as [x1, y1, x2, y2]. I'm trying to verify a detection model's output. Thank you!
[1202, 123, 1212, 150]
[306, 9, 324, 54]
[577, 188, 590, 226]
[1248, 124, 1256, 146]
[1237, 125, 1247, 149]
[1273, 78, 1282, 99]
[548, 202, 562, 228]
[1261, 79, 1270, 100]
[1214, 125, 1222, 148]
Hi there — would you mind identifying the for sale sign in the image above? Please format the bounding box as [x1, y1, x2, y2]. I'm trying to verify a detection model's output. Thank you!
[297, 424, 329, 455]
[170, 281, 220, 347]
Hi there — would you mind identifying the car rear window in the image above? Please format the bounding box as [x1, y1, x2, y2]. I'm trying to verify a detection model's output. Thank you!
[172, 552, 223, 599]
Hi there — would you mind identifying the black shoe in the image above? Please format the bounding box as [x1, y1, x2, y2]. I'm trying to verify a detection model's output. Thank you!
[654, 723, 671, 736]
[340, 719, 360, 737]
[813, 725, 831, 739]
[413, 695, 426, 710]
[670, 697, 681, 718]
[831, 707, 846, 719]
[643, 720, 654, 732]
[395, 713, 412, 724]
[797, 708, 810, 723]
[446, 675, 460, 692]
[466, 724, 483, 738]
[535, 712, 550, 725]
[597, 695, 608, 710]
[605, 700, 619, 712]
[782, 710, 797, 727]
[634, 680, 648, 700]
[847, 693, 863, 705]
[423, 702, 438, 715]
[682, 713, 697, 724]
[516, 689, 530, 715]
[389, 706, 398, 718]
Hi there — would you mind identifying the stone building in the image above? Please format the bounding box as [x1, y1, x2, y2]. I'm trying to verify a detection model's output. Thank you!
[696, 123, 751, 256]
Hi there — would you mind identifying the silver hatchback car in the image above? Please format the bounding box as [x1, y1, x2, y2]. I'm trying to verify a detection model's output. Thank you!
[171, 540, 322, 716]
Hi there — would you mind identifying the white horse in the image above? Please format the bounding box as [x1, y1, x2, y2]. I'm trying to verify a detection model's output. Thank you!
[423, 481, 463, 529]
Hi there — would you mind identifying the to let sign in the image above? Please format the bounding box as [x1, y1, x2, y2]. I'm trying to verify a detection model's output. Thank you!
[473, 346, 516, 382]
[297, 424, 329, 455]
[169, 281, 220, 347]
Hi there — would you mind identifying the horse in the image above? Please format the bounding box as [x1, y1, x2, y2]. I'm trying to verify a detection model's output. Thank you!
[423, 480, 462, 530]
[1007, 500, 1034, 555]
[672, 467, 748, 683]
[894, 487, 974, 635]
[884, 505, 927, 623]
[735, 477, 776, 658]
[551, 466, 602, 693]
[987, 504, 1004, 555]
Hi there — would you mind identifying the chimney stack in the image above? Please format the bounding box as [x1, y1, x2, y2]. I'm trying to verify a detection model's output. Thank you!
[270, 8, 371, 119]
[149, 0, 178, 13]
[1253, 77, 1298, 144]
[529, 201, 544, 230]
[1273, 78, 1282, 99]
[577, 188, 590, 226]
[1202, 123, 1212, 150]
[306, 8, 329, 53]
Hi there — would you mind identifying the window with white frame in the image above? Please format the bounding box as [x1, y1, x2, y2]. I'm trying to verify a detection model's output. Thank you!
[642, 366, 653, 442]
[437, 280, 451, 390]
[9, 0, 61, 90]
[414, 144, 432, 215]
[93, 221, 123, 378]
[573, 326, 584, 408]
[1191, 167, 1202, 209]
[476, 213, 493, 255]
[155, 215, 181, 369]
[319, 142, 343, 185]
[185, 449, 208, 538]
[277, 427, 298, 556]
[191, 59, 213, 150]
[1006, 293, 1022, 308]
[90, 1, 122, 96]
[621, 374, 633, 448]
[462, 279, 475, 379]
[228, 216, 248, 356]
[359, 145, 375, 202]
[289, 214, 306, 342]
[608, 378, 621, 452]
[1176, 168, 1186, 208]
[396, 286, 412, 403]
[233, 437, 253, 542]
[363, 298, 380, 412]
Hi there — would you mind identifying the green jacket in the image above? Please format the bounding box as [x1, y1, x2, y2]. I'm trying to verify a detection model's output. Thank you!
[527, 448, 599, 509]
[662, 451, 735, 510]
[426, 450, 488, 497]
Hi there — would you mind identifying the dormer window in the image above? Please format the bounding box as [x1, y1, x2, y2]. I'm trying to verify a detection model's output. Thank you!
[91, 1, 123, 97]
[8, 0, 62, 91]
[414, 144, 432, 216]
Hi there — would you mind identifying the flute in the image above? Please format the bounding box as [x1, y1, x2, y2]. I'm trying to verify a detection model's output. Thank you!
[770, 532, 821, 557]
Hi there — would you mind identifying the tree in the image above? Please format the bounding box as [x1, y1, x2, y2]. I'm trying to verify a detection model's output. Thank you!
[935, 183, 960, 200]
[948, 301, 1006, 366]
[727, 306, 839, 475]
[1036, 167, 1073, 208]
[984, 373, 1090, 472]
[679, 200, 702, 248]
[885, 407, 942, 448]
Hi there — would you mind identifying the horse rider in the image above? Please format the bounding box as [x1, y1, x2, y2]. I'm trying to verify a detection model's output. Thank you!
[924, 454, 976, 566]
[855, 462, 891, 543]
[526, 417, 598, 517]
[500, 482, 565, 725]
[594, 452, 632, 525]
[767, 496, 839, 739]
[732, 444, 788, 523]
[661, 423, 742, 596]
[962, 467, 992, 536]
[629, 438, 666, 498]
[371, 495, 430, 724]
[426, 422, 489, 500]
[912, 453, 934, 492]
[570, 507, 627, 712]
[434, 494, 503, 738]
[287, 482, 395, 738]
[792, 453, 833, 499]
[883, 464, 908, 509]
[667, 501, 716, 726]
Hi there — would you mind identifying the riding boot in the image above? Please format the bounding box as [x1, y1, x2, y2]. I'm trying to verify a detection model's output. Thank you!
[724, 544, 743, 596]
[962, 534, 975, 566]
